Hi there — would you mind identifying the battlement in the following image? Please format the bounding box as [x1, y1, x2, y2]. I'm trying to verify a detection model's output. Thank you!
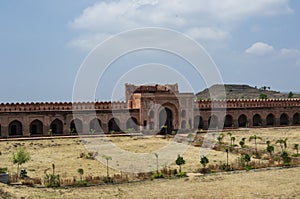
[0, 101, 127, 112]
[195, 98, 300, 109]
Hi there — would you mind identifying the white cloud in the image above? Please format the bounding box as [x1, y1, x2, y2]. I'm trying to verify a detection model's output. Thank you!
[280, 48, 300, 57]
[69, 0, 293, 50]
[245, 42, 274, 55]
[185, 27, 229, 41]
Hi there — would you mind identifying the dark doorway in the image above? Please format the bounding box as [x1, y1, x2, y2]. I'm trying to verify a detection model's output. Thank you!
[9, 120, 23, 136]
[293, 113, 300, 125]
[208, 115, 218, 129]
[280, 113, 289, 125]
[70, 119, 83, 134]
[89, 118, 103, 133]
[126, 117, 139, 131]
[30, 119, 43, 135]
[238, 114, 247, 127]
[194, 116, 203, 130]
[266, 114, 275, 126]
[108, 118, 121, 132]
[253, 114, 262, 126]
[50, 119, 63, 135]
[224, 115, 233, 128]
[159, 107, 173, 134]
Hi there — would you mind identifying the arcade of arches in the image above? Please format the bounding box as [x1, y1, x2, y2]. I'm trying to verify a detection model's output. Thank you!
[1, 84, 300, 138]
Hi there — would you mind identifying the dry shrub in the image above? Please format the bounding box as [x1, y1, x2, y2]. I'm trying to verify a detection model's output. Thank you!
[9, 173, 18, 183]
[21, 179, 34, 186]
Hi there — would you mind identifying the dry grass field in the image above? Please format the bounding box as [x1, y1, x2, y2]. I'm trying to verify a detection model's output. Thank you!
[0, 127, 300, 198]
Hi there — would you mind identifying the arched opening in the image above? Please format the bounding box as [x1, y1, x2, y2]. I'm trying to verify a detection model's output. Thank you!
[50, 119, 63, 135]
[30, 119, 43, 135]
[126, 117, 139, 131]
[253, 114, 262, 126]
[89, 118, 103, 133]
[238, 114, 247, 127]
[293, 113, 300, 125]
[194, 116, 203, 130]
[280, 113, 289, 126]
[9, 120, 23, 136]
[208, 115, 218, 129]
[108, 118, 121, 132]
[266, 114, 275, 126]
[224, 115, 233, 128]
[70, 119, 83, 134]
[181, 120, 186, 129]
[159, 107, 173, 134]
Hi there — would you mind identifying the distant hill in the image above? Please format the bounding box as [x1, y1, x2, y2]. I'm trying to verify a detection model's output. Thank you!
[196, 84, 300, 100]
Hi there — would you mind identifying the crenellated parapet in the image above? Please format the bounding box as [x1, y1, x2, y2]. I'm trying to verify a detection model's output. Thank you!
[0, 101, 128, 113]
[194, 98, 300, 109]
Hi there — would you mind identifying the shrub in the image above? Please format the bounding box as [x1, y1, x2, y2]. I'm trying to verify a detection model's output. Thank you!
[175, 172, 187, 178]
[103, 176, 113, 183]
[44, 174, 60, 187]
[281, 151, 291, 165]
[0, 168, 8, 174]
[152, 173, 164, 179]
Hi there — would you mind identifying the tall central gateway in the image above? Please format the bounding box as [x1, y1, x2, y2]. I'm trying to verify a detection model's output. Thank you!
[125, 83, 195, 134]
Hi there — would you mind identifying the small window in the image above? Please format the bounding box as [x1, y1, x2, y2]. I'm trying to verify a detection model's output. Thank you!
[143, 120, 147, 127]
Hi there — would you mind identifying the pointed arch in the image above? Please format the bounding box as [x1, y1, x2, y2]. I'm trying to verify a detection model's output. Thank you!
[70, 118, 83, 134]
[266, 114, 275, 126]
[9, 120, 23, 136]
[208, 115, 218, 129]
[50, 119, 63, 135]
[126, 117, 139, 131]
[108, 118, 120, 132]
[280, 113, 289, 125]
[253, 114, 262, 126]
[30, 119, 43, 135]
[224, 115, 233, 128]
[194, 116, 204, 130]
[293, 113, 300, 125]
[89, 118, 103, 133]
[238, 114, 247, 127]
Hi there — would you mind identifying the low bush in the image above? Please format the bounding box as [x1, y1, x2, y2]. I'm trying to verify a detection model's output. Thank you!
[44, 173, 60, 187]
[152, 173, 164, 179]
[0, 168, 8, 174]
[175, 172, 187, 178]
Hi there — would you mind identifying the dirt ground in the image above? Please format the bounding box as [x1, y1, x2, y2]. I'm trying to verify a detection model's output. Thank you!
[0, 166, 299, 199]
[0, 127, 299, 198]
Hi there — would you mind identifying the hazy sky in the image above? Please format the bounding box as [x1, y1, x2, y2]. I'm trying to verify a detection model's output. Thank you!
[1, 0, 300, 102]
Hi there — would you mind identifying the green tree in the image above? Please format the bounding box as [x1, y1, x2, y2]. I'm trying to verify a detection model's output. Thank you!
[12, 147, 30, 178]
[175, 154, 185, 173]
[294, 144, 299, 156]
[244, 154, 251, 166]
[239, 138, 246, 148]
[276, 138, 288, 152]
[249, 135, 262, 155]
[288, 91, 294, 98]
[217, 133, 224, 144]
[266, 145, 274, 158]
[281, 151, 291, 165]
[259, 93, 268, 99]
[77, 168, 84, 181]
[102, 155, 112, 178]
[200, 156, 209, 168]
[231, 136, 236, 146]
